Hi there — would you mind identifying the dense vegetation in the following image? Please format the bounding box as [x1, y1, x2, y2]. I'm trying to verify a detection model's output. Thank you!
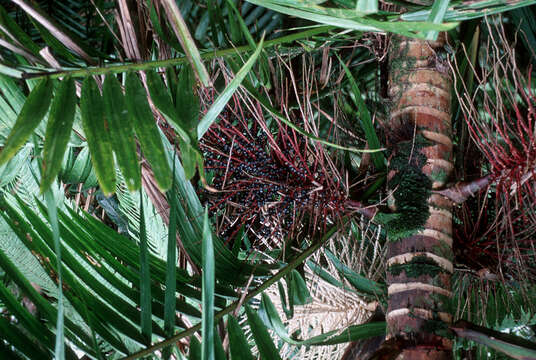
[0, 0, 536, 359]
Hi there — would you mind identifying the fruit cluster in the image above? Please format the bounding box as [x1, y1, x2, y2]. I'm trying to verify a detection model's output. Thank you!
[200, 115, 346, 247]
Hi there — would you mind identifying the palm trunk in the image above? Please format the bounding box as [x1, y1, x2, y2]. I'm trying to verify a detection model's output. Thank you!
[386, 33, 454, 359]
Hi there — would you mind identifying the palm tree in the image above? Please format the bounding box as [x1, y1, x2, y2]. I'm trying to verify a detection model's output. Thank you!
[0, 1, 536, 359]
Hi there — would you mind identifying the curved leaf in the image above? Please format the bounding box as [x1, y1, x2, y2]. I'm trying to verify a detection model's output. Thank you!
[146, 70, 190, 142]
[0, 77, 53, 165]
[227, 316, 255, 360]
[245, 304, 282, 360]
[125, 72, 172, 191]
[325, 249, 386, 296]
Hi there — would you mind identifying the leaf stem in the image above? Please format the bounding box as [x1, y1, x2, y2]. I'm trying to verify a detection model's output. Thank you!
[23, 26, 334, 80]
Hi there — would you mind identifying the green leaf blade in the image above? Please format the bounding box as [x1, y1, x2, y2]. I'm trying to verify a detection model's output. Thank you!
[0, 77, 53, 165]
[325, 249, 386, 296]
[125, 72, 172, 191]
[146, 70, 190, 142]
[161, 0, 210, 86]
[163, 160, 178, 359]
[176, 66, 200, 138]
[41, 77, 77, 193]
[102, 75, 141, 191]
[44, 189, 65, 360]
[338, 57, 385, 170]
[80, 77, 116, 196]
[425, 0, 450, 40]
[201, 209, 215, 360]
[245, 304, 282, 360]
[227, 316, 255, 360]
[139, 189, 152, 342]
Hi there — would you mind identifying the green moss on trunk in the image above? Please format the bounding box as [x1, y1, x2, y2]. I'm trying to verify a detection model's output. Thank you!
[388, 255, 442, 277]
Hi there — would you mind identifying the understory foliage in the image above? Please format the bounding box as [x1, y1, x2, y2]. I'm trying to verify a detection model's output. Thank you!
[0, 1, 536, 360]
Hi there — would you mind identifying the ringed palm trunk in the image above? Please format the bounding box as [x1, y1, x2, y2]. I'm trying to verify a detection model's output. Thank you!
[386, 33, 454, 359]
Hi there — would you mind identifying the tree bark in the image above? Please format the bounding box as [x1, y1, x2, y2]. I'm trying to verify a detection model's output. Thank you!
[386, 33, 454, 359]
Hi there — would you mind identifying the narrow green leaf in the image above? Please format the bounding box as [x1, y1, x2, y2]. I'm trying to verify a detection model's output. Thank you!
[289, 270, 312, 305]
[214, 332, 226, 360]
[80, 77, 116, 196]
[307, 260, 355, 293]
[41, 77, 76, 192]
[225, 1, 242, 43]
[161, 0, 210, 86]
[425, 0, 450, 40]
[163, 159, 178, 360]
[0, 64, 24, 78]
[189, 336, 202, 360]
[202, 208, 215, 360]
[12, 196, 144, 351]
[0, 207, 98, 354]
[44, 189, 64, 360]
[401, 0, 536, 22]
[227, 316, 255, 360]
[313, 322, 386, 345]
[197, 34, 265, 140]
[0, 77, 52, 165]
[176, 65, 200, 138]
[146, 70, 190, 143]
[102, 75, 141, 191]
[278, 281, 292, 318]
[452, 321, 536, 360]
[324, 249, 386, 296]
[0, 4, 41, 56]
[146, 0, 182, 52]
[12, 0, 95, 63]
[225, 0, 271, 87]
[125, 72, 172, 191]
[119, 224, 340, 359]
[139, 188, 152, 342]
[179, 140, 197, 180]
[245, 0, 457, 38]
[245, 305, 282, 360]
[338, 57, 385, 169]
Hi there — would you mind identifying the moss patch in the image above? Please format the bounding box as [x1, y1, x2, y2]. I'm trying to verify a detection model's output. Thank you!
[387, 167, 431, 240]
[378, 135, 432, 241]
[388, 255, 442, 278]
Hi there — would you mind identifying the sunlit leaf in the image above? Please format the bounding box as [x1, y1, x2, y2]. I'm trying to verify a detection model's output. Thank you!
[202, 209, 215, 360]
